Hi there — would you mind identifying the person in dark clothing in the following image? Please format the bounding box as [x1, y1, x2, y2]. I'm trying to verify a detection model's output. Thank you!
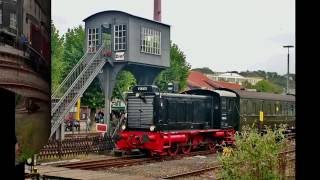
[19, 34, 28, 55]
[98, 111, 104, 123]
[14, 135, 25, 180]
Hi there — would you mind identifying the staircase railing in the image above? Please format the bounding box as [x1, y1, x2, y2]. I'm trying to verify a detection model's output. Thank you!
[51, 44, 107, 137]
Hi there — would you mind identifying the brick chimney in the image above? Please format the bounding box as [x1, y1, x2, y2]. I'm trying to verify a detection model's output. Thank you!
[153, 0, 161, 22]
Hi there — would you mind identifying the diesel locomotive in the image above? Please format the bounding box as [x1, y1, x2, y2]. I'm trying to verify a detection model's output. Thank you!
[115, 85, 295, 156]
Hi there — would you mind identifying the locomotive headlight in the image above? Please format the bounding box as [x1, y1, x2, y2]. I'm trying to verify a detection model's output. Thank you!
[150, 125, 156, 131]
[26, 158, 32, 165]
[121, 124, 126, 130]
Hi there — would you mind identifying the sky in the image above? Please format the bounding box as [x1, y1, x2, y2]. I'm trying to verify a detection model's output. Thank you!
[52, 0, 295, 75]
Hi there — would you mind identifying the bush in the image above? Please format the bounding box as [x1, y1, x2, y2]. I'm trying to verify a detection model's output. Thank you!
[217, 125, 290, 180]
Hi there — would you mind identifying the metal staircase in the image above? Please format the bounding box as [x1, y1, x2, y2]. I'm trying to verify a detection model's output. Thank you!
[51, 44, 107, 137]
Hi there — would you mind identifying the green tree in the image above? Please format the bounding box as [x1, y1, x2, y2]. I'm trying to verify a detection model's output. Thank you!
[242, 80, 254, 89]
[81, 78, 105, 109]
[62, 25, 85, 79]
[51, 23, 64, 91]
[155, 43, 191, 92]
[112, 71, 136, 100]
[192, 67, 215, 74]
[240, 70, 295, 90]
[254, 80, 283, 94]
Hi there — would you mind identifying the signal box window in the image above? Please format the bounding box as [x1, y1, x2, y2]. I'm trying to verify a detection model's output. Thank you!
[114, 24, 126, 51]
[141, 27, 161, 55]
[88, 28, 99, 53]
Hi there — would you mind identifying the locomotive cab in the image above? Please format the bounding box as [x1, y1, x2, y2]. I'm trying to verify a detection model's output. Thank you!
[213, 90, 239, 130]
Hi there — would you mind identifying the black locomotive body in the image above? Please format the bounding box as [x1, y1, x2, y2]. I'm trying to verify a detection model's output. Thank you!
[126, 86, 239, 132]
[115, 85, 295, 156]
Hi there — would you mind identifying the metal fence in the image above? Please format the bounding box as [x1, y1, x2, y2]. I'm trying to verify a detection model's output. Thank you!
[36, 134, 115, 161]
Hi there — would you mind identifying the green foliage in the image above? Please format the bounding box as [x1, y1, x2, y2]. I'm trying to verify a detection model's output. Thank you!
[242, 80, 254, 89]
[81, 78, 104, 109]
[192, 67, 215, 74]
[51, 23, 65, 91]
[218, 125, 288, 180]
[240, 70, 295, 90]
[62, 25, 85, 79]
[112, 71, 137, 99]
[155, 43, 191, 92]
[254, 80, 283, 94]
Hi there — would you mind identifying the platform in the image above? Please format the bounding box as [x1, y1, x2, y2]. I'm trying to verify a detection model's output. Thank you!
[36, 165, 157, 180]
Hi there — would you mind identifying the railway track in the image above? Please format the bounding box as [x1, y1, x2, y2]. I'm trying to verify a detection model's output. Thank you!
[161, 164, 221, 179]
[58, 149, 218, 171]
[160, 148, 295, 179]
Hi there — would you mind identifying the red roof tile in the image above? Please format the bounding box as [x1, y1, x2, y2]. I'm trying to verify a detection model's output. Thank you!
[187, 71, 242, 90]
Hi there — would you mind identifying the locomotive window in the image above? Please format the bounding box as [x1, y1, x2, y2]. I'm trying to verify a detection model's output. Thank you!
[221, 98, 227, 110]
[228, 99, 234, 112]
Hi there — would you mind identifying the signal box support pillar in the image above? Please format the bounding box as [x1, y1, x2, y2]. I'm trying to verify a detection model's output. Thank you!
[98, 64, 125, 135]
[99, 62, 164, 135]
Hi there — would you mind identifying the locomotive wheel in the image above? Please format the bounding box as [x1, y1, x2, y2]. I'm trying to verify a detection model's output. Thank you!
[167, 144, 179, 156]
[205, 138, 216, 153]
[181, 140, 192, 154]
[207, 142, 216, 153]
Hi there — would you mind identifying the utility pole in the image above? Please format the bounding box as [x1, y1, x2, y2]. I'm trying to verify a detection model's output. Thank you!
[283, 45, 294, 94]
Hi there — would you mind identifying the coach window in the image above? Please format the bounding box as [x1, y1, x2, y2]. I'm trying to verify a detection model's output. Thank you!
[292, 104, 295, 115]
[242, 100, 247, 115]
[268, 104, 272, 115]
[252, 102, 256, 115]
[279, 104, 282, 115]
[288, 103, 293, 116]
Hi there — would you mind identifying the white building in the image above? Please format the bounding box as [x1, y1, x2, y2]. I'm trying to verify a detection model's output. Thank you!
[207, 72, 263, 85]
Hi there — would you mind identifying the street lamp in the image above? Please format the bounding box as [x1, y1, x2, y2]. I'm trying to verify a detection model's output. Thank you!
[283, 45, 294, 94]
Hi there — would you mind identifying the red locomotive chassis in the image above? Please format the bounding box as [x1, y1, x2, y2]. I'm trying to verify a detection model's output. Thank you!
[116, 128, 235, 156]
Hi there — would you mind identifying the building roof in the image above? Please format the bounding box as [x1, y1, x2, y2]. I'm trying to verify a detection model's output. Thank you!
[83, 10, 170, 27]
[187, 71, 242, 90]
[218, 72, 244, 78]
